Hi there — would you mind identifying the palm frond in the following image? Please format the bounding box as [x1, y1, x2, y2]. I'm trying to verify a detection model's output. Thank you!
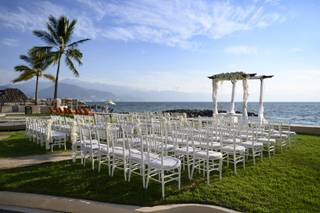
[31, 46, 53, 53]
[65, 56, 79, 77]
[43, 74, 56, 81]
[65, 19, 77, 44]
[48, 15, 58, 29]
[12, 70, 36, 83]
[47, 23, 60, 44]
[14, 65, 33, 72]
[19, 55, 33, 66]
[33, 30, 57, 46]
[66, 48, 83, 65]
[67, 38, 90, 47]
[27, 48, 53, 70]
[57, 16, 68, 42]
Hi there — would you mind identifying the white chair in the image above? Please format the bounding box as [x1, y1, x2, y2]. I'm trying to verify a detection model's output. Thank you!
[145, 118, 181, 199]
[221, 125, 246, 175]
[190, 126, 223, 184]
[241, 124, 263, 165]
[79, 125, 99, 170]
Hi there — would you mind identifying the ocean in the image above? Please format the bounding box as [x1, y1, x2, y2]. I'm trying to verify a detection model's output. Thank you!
[87, 102, 320, 126]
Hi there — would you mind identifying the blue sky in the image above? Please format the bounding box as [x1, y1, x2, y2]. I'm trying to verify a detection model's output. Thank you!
[0, 0, 319, 101]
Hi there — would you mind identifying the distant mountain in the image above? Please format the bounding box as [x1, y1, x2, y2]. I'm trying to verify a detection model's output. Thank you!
[0, 81, 116, 101]
[61, 79, 210, 101]
[0, 81, 52, 98]
[39, 83, 116, 101]
[0, 79, 210, 101]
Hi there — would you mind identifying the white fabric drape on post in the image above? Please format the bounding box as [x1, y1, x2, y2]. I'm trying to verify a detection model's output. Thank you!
[258, 78, 264, 123]
[242, 79, 248, 119]
[212, 79, 219, 115]
[229, 80, 236, 114]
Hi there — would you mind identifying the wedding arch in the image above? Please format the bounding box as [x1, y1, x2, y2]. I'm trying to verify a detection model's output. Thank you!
[208, 72, 273, 122]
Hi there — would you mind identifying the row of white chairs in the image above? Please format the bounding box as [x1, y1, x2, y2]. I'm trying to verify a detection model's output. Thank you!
[72, 113, 295, 198]
[26, 117, 67, 151]
[26, 113, 295, 198]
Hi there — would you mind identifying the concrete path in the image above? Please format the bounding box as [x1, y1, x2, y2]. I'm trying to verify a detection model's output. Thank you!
[0, 152, 71, 169]
[0, 191, 239, 213]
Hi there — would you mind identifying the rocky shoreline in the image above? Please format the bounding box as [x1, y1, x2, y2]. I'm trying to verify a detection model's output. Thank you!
[162, 109, 258, 118]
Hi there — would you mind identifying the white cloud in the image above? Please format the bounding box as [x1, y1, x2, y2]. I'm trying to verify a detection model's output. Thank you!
[224, 45, 257, 55]
[0, 0, 285, 47]
[81, 0, 285, 47]
[0, 1, 97, 39]
[290, 47, 302, 53]
[1, 38, 18, 47]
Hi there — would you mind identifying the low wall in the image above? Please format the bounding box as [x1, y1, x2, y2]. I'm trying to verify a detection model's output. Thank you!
[289, 125, 320, 136]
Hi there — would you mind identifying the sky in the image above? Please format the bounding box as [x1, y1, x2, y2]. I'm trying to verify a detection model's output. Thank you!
[0, 0, 319, 101]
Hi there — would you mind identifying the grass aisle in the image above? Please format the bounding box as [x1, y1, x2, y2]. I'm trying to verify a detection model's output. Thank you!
[0, 135, 319, 212]
[0, 131, 46, 158]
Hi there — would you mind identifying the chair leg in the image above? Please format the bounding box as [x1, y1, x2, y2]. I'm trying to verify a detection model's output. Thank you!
[178, 167, 181, 190]
[187, 157, 192, 180]
[161, 170, 165, 199]
[233, 153, 237, 175]
[108, 157, 111, 176]
[92, 156, 95, 170]
[146, 168, 150, 189]
[142, 165, 146, 189]
[206, 160, 210, 184]
[128, 162, 132, 182]
[227, 154, 229, 167]
[98, 155, 101, 172]
[219, 159, 222, 180]
[243, 153, 246, 169]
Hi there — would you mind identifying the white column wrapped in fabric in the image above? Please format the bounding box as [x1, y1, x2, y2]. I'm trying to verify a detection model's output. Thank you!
[242, 79, 249, 119]
[258, 78, 264, 123]
[212, 79, 219, 116]
[229, 80, 236, 114]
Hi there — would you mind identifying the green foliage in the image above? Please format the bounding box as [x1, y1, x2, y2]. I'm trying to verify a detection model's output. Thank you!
[13, 48, 55, 83]
[33, 15, 90, 98]
[0, 134, 319, 212]
[210, 72, 247, 81]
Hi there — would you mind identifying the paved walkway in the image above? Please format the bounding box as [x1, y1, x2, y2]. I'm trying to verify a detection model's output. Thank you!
[0, 152, 71, 169]
[0, 191, 239, 213]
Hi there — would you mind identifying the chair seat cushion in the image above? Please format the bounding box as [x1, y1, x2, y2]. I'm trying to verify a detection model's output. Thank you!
[175, 146, 195, 154]
[282, 130, 296, 135]
[99, 144, 111, 153]
[129, 151, 159, 163]
[222, 145, 246, 153]
[112, 146, 128, 156]
[257, 137, 276, 143]
[222, 138, 241, 144]
[194, 150, 222, 159]
[149, 156, 181, 170]
[51, 131, 66, 138]
[241, 141, 264, 148]
[272, 133, 288, 139]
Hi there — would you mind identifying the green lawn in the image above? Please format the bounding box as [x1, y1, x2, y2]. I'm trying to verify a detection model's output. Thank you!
[0, 134, 319, 212]
[0, 131, 47, 158]
[0, 131, 70, 158]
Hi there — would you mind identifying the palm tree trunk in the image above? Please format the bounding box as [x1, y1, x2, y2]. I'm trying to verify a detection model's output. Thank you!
[35, 75, 39, 105]
[53, 54, 62, 99]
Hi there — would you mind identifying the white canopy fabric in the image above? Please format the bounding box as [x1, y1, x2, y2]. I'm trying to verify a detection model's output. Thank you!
[208, 72, 273, 122]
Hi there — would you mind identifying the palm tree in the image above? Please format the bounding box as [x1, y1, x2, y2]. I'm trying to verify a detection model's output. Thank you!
[33, 15, 89, 99]
[13, 48, 55, 105]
